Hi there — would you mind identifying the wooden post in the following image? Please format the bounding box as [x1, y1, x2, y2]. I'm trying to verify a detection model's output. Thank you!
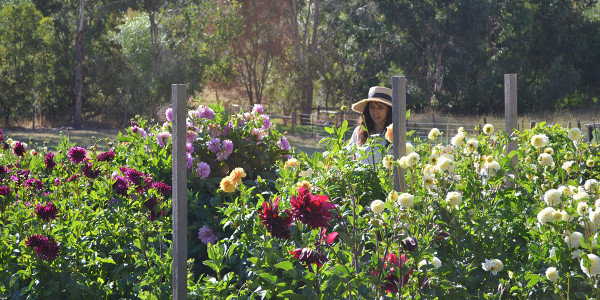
[530, 121, 536, 129]
[172, 84, 188, 299]
[505, 74, 518, 168]
[568, 121, 572, 128]
[32, 106, 35, 130]
[291, 111, 296, 135]
[446, 124, 450, 144]
[392, 76, 408, 193]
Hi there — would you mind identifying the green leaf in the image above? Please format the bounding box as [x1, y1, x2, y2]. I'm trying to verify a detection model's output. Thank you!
[257, 272, 278, 283]
[274, 261, 294, 271]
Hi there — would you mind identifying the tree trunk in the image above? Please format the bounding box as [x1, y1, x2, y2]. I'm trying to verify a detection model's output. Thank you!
[74, 0, 85, 129]
[149, 11, 161, 120]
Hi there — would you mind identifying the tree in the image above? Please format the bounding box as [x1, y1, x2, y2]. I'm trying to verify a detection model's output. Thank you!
[285, 0, 361, 123]
[232, 0, 288, 105]
[0, 2, 54, 127]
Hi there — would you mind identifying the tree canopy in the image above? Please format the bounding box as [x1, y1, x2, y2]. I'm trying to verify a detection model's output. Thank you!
[1, 0, 599, 127]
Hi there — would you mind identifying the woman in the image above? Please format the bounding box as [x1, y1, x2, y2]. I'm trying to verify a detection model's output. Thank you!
[348, 86, 393, 164]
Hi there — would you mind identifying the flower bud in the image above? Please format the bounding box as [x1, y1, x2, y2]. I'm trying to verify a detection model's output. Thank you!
[401, 236, 418, 252]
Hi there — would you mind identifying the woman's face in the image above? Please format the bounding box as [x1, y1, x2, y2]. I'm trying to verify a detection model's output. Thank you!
[368, 102, 390, 128]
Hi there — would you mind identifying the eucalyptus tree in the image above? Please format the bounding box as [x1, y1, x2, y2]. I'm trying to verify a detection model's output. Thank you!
[0, 2, 54, 127]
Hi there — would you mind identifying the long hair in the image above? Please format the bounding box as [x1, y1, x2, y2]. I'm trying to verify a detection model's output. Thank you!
[357, 104, 392, 146]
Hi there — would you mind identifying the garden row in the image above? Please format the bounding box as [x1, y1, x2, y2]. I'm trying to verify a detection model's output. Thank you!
[1, 101, 599, 298]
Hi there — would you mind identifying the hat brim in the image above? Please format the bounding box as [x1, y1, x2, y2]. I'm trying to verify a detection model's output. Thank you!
[351, 98, 393, 113]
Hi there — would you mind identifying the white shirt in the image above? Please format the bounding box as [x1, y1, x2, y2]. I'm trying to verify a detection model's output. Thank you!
[348, 126, 391, 165]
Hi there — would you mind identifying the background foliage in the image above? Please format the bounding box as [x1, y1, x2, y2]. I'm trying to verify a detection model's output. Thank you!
[0, 0, 599, 127]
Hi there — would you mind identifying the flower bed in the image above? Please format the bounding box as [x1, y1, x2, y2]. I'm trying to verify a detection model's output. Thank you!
[1, 108, 599, 298]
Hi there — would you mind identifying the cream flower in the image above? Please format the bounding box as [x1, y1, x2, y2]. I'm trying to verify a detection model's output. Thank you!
[483, 124, 494, 135]
[428, 128, 441, 140]
[544, 189, 562, 206]
[406, 142, 414, 154]
[482, 259, 504, 275]
[481, 161, 501, 177]
[423, 173, 435, 186]
[428, 154, 439, 165]
[589, 208, 600, 226]
[407, 152, 420, 167]
[577, 202, 589, 216]
[398, 193, 415, 208]
[585, 179, 599, 193]
[431, 257, 442, 269]
[581, 254, 600, 277]
[451, 132, 466, 147]
[437, 156, 455, 173]
[568, 128, 583, 141]
[398, 156, 409, 169]
[587, 159, 595, 168]
[544, 147, 554, 155]
[545, 267, 559, 283]
[446, 191, 462, 207]
[388, 190, 399, 202]
[465, 138, 478, 153]
[574, 191, 589, 202]
[537, 207, 556, 225]
[383, 155, 394, 169]
[531, 134, 549, 149]
[565, 231, 584, 249]
[371, 200, 385, 215]
[538, 153, 553, 167]
[565, 152, 574, 160]
[561, 161, 575, 173]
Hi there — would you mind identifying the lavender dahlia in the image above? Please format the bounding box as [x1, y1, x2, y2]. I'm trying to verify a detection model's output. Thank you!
[196, 162, 210, 179]
[198, 225, 218, 245]
[156, 132, 171, 147]
[67, 146, 87, 164]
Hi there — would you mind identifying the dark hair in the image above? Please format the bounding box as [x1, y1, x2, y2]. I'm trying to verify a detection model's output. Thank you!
[357, 103, 392, 146]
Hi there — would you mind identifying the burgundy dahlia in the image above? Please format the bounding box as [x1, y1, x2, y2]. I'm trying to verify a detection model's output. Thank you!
[26, 235, 60, 262]
[290, 248, 329, 267]
[0, 186, 11, 197]
[82, 162, 101, 179]
[67, 146, 87, 163]
[0, 165, 8, 176]
[144, 197, 158, 210]
[148, 209, 165, 221]
[2, 143, 8, 150]
[44, 152, 56, 170]
[34, 202, 59, 222]
[25, 178, 43, 190]
[290, 187, 335, 229]
[152, 181, 171, 197]
[120, 167, 144, 186]
[0, 128, 3, 142]
[259, 197, 293, 239]
[13, 142, 26, 157]
[97, 150, 115, 162]
[112, 175, 128, 196]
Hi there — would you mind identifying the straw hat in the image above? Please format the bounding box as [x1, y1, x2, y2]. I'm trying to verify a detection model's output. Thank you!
[351, 86, 393, 113]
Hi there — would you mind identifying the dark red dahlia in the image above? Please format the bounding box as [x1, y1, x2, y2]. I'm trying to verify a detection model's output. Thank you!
[0, 128, 3, 142]
[259, 197, 293, 239]
[82, 162, 101, 179]
[112, 175, 128, 196]
[26, 235, 60, 262]
[149, 210, 165, 221]
[34, 202, 59, 222]
[44, 153, 56, 170]
[13, 142, 26, 157]
[97, 150, 115, 162]
[290, 248, 328, 267]
[379, 253, 413, 295]
[151, 181, 172, 197]
[0, 165, 8, 177]
[67, 146, 87, 163]
[144, 197, 158, 210]
[290, 187, 335, 229]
